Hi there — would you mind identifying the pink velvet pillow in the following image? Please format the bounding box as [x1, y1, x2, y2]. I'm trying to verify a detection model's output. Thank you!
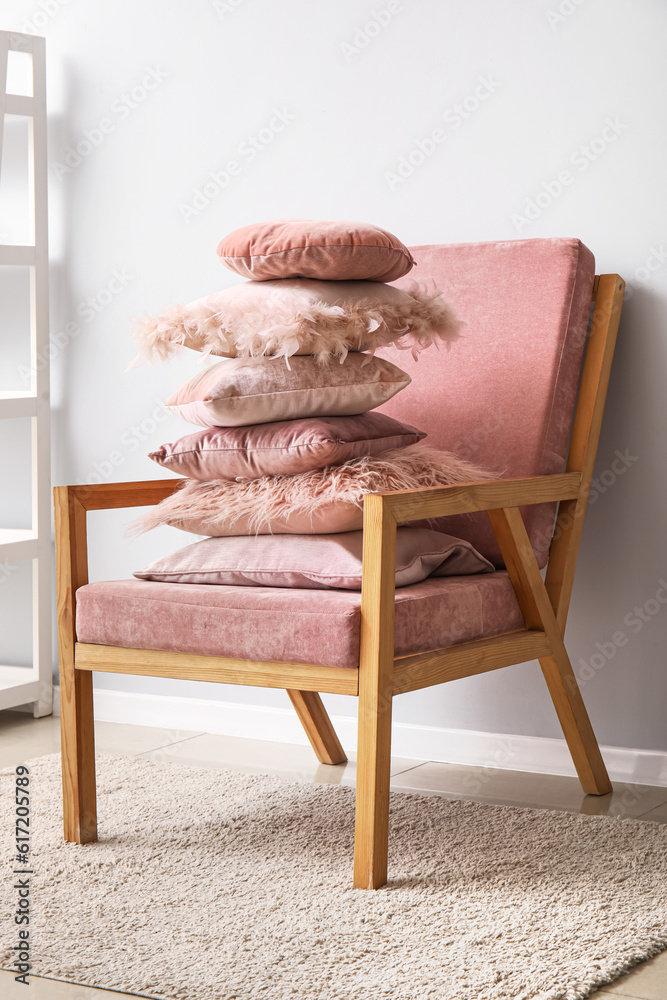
[165, 355, 412, 428]
[149, 413, 426, 480]
[217, 219, 416, 282]
[131, 444, 492, 538]
[133, 528, 493, 590]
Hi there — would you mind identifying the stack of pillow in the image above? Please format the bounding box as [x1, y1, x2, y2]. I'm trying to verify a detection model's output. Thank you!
[132, 220, 494, 589]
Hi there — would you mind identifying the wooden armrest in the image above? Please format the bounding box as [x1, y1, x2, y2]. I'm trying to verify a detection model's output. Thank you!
[54, 470, 581, 519]
[366, 471, 583, 523]
[53, 479, 183, 512]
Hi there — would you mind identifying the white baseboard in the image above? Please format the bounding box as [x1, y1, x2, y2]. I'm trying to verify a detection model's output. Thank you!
[52, 686, 667, 787]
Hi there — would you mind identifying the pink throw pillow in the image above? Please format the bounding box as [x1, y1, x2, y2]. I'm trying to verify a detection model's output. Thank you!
[216, 219, 416, 282]
[132, 279, 460, 365]
[149, 413, 426, 480]
[134, 528, 493, 591]
[165, 355, 412, 428]
[131, 444, 492, 538]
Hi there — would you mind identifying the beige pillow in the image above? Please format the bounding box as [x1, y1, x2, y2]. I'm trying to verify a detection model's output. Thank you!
[131, 445, 492, 537]
[134, 528, 493, 591]
[166, 354, 411, 428]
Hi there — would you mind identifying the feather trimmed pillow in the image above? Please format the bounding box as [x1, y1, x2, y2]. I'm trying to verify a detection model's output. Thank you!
[132, 278, 460, 365]
[133, 528, 493, 591]
[131, 444, 492, 537]
[150, 413, 426, 480]
[165, 355, 412, 428]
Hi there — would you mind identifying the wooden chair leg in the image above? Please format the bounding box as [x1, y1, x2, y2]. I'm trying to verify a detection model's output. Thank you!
[488, 506, 612, 797]
[540, 650, 612, 795]
[60, 660, 97, 842]
[286, 690, 347, 765]
[353, 494, 396, 890]
[54, 487, 97, 843]
[353, 678, 393, 889]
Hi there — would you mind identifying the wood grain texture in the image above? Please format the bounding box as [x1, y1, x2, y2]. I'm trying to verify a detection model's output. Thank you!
[538, 653, 612, 795]
[545, 275, 625, 629]
[53, 487, 97, 843]
[488, 507, 612, 795]
[354, 495, 397, 889]
[286, 690, 348, 765]
[75, 643, 359, 696]
[383, 472, 581, 523]
[392, 630, 553, 694]
[68, 479, 182, 511]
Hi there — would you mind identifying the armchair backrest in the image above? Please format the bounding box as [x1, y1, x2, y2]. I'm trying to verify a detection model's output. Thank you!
[378, 237, 596, 567]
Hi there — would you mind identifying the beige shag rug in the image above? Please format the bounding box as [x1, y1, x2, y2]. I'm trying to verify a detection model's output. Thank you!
[1, 754, 666, 1000]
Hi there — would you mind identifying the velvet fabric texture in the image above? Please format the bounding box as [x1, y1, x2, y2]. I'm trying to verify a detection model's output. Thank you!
[378, 237, 596, 567]
[165, 355, 412, 428]
[133, 529, 493, 591]
[132, 279, 460, 365]
[76, 571, 524, 668]
[217, 219, 416, 282]
[132, 444, 491, 537]
[149, 413, 426, 480]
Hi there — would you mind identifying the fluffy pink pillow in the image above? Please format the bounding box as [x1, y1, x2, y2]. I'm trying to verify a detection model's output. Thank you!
[149, 413, 426, 480]
[165, 355, 411, 428]
[132, 279, 460, 365]
[216, 219, 416, 282]
[134, 528, 492, 590]
[131, 444, 492, 537]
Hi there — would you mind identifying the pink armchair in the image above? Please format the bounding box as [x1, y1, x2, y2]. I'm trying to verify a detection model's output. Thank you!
[54, 238, 624, 888]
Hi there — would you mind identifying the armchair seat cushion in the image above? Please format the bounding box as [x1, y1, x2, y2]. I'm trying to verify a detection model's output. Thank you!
[75, 573, 524, 669]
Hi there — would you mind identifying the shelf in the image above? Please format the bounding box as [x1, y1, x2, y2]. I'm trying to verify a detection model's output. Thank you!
[0, 666, 40, 711]
[5, 94, 34, 116]
[0, 529, 39, 560]
[0, 391, 38, 418]
[0, 245, 36, 266]
[0, 31, 52, 719]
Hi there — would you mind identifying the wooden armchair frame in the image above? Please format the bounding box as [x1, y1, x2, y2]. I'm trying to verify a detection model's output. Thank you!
[54, 274, 624, 889]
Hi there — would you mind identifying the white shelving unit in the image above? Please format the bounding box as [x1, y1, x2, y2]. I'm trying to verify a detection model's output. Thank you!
[0, 31, 52, 717]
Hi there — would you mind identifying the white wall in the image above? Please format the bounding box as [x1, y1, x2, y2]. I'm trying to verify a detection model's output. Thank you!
[3, 0, 667, 764]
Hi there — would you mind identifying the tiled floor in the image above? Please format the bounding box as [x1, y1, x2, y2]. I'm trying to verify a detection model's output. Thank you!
[1, 711, 666, 1000]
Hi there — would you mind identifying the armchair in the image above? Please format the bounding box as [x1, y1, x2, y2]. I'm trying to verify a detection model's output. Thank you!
[54, 240, 624, 889]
